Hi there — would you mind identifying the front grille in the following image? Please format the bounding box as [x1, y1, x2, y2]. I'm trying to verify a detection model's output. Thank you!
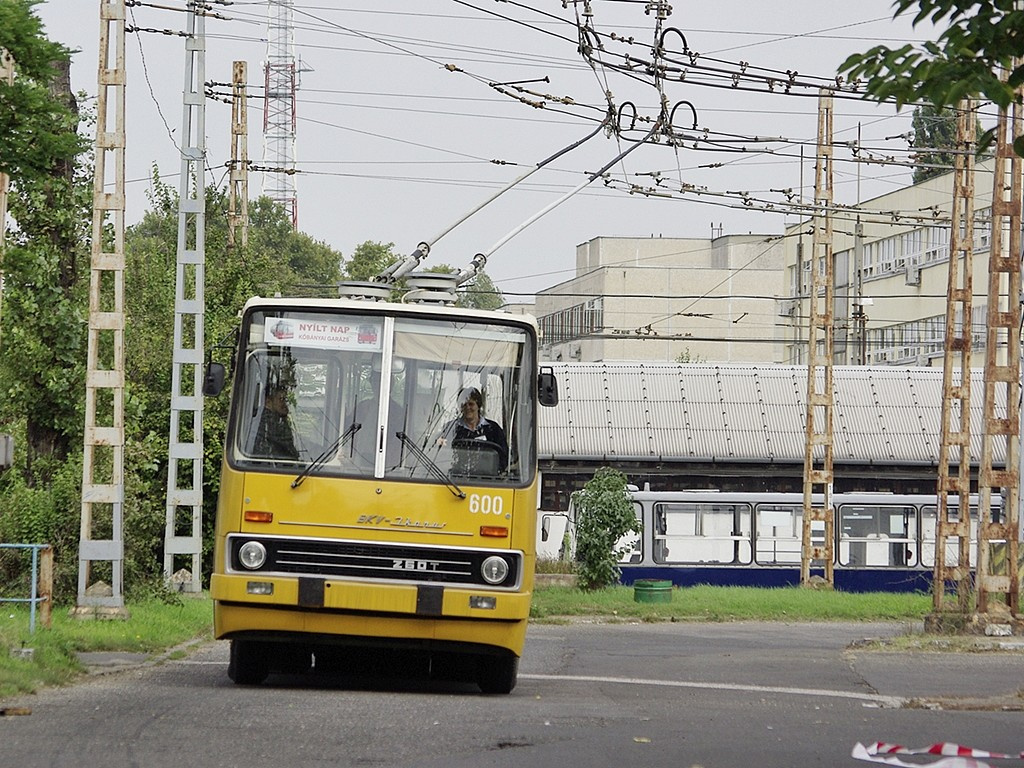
[227, 534, 520, 589]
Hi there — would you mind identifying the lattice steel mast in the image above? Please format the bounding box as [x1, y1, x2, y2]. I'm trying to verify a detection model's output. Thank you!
[263, 0, 298, 228]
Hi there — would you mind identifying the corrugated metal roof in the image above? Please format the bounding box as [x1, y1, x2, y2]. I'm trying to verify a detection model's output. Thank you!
[538, 363, 1003, 466]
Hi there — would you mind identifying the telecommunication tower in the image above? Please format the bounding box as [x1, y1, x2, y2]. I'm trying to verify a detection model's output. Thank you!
[263, 0, 298, 228]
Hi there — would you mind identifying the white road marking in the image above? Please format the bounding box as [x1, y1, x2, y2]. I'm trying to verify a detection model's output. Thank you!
[171, 659, 903, 707]
[520, 673, 905, 707]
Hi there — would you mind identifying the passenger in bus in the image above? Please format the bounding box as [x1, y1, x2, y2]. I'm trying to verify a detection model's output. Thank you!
[438, 387, 508, 473]
[347, 370, 406, 470]
[253, 385, 299, 460]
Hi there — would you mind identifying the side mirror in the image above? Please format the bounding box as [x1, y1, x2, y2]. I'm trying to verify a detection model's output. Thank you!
[541, 515, 551, 542]
[203, 362, 226, 396]
[538, 366, 558, 407]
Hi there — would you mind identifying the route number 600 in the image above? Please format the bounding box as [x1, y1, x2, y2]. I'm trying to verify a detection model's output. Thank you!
[468, 494, 504, 516]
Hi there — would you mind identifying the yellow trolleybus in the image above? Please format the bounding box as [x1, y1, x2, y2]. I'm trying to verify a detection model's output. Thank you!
[206, 293, 556, 693]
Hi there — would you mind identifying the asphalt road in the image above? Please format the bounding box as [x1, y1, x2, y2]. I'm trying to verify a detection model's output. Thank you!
[2, 621, 1022, 768]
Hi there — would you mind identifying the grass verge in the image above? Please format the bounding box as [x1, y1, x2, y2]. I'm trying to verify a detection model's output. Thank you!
[530, 584, 932, 622]
[0, 595, 213, 699]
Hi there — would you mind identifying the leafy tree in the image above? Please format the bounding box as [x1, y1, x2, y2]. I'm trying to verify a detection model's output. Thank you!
[459, 269, 504, 310]
[911, 104, 957, 182]
[343, 240, 398, 281]
[0, 3, 348, 599]
[425, 263, 504, 309]
[123, 178, 344, 588]
[248, 197, 342, 290]
[839, 1, 1024, 155]
[0, 2, 90, 597]
[0, 3, 89, 477]
[909, 104, 989, 183]
[571, 467, 640, 591]
[0, 0, 83, 180]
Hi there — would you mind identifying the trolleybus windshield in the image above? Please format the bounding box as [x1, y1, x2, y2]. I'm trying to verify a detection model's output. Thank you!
[230, 309, 536, 487]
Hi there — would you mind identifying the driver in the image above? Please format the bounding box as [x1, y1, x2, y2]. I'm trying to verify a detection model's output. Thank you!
[439, 386, 508, 469]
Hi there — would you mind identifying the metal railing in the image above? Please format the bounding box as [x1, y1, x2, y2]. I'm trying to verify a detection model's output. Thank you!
[0, 543, 53, 633]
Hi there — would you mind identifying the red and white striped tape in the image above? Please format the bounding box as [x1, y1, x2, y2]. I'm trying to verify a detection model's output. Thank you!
[853, 742, 1024, 768]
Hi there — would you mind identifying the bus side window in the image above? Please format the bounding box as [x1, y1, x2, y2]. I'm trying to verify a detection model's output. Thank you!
[654, 507, 669, 562]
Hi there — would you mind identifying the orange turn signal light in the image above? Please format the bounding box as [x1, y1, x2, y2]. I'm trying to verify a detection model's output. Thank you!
[479, 526, 508, 538]
[244, 510, 274, 523]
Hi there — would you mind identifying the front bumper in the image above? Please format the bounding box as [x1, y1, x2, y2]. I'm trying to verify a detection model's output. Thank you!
[212, 573, 532, 653]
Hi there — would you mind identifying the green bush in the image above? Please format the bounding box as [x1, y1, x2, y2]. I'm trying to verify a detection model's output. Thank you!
[0, 453, 82, 600]
[571, 467, 640, 591]
[0, 431, 180, 603]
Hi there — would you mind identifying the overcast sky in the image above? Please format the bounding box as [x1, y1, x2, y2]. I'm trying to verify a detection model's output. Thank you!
[33, 1, 955, 298]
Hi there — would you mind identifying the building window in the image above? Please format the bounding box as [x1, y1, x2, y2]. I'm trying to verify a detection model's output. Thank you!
[539, 298, 603, 344]
[865, 305, 986, 365]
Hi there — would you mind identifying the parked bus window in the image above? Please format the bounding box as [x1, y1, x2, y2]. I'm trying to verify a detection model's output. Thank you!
[838, 504, 917, 567]
[755, 504, 802, 565]
[653, 502, 752, 565]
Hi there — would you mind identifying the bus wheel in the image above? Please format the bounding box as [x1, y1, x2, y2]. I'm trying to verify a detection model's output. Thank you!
[476, 655, 518, 694]
[276, 644, 312, 675]
[228, 639, 270, 685]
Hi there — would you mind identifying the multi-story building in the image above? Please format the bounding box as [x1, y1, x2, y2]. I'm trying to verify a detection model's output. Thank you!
[534, 234, 787, 363]
[781, 159, 996, 366]
[529, 159, 997, 367]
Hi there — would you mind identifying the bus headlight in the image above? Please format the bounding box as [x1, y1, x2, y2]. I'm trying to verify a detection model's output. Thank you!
[481, 555, 509, 585]
[238, 541, 267, 570]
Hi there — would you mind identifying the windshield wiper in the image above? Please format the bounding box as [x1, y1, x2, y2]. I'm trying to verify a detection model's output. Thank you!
[292, 422, 361, 489]
[396, 431, 465, 499]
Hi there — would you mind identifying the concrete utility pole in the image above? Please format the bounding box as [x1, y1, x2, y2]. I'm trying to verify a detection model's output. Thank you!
[931, 99, 977, 621]
[163, 2, 207, 592]
[800, 89, 835, 588]
[75, 0, 128, 618]
[263, 0, 298, 228]
[976, 82, 1022, 624]
[227, 60, 249, 249]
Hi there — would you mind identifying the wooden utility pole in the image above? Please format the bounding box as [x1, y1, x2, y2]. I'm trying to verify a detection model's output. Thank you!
[976, 81, 1022, 621]
[227, 60, 249, 249]
[801, 89, 835, 588]
[75, 0, 128, 618]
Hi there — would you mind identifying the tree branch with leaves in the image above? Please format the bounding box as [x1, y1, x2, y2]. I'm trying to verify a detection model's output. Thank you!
[839, 1, 1024, 156]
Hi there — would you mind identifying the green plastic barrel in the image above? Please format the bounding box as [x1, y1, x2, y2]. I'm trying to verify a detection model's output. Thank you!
[633, 579, 673, 603]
